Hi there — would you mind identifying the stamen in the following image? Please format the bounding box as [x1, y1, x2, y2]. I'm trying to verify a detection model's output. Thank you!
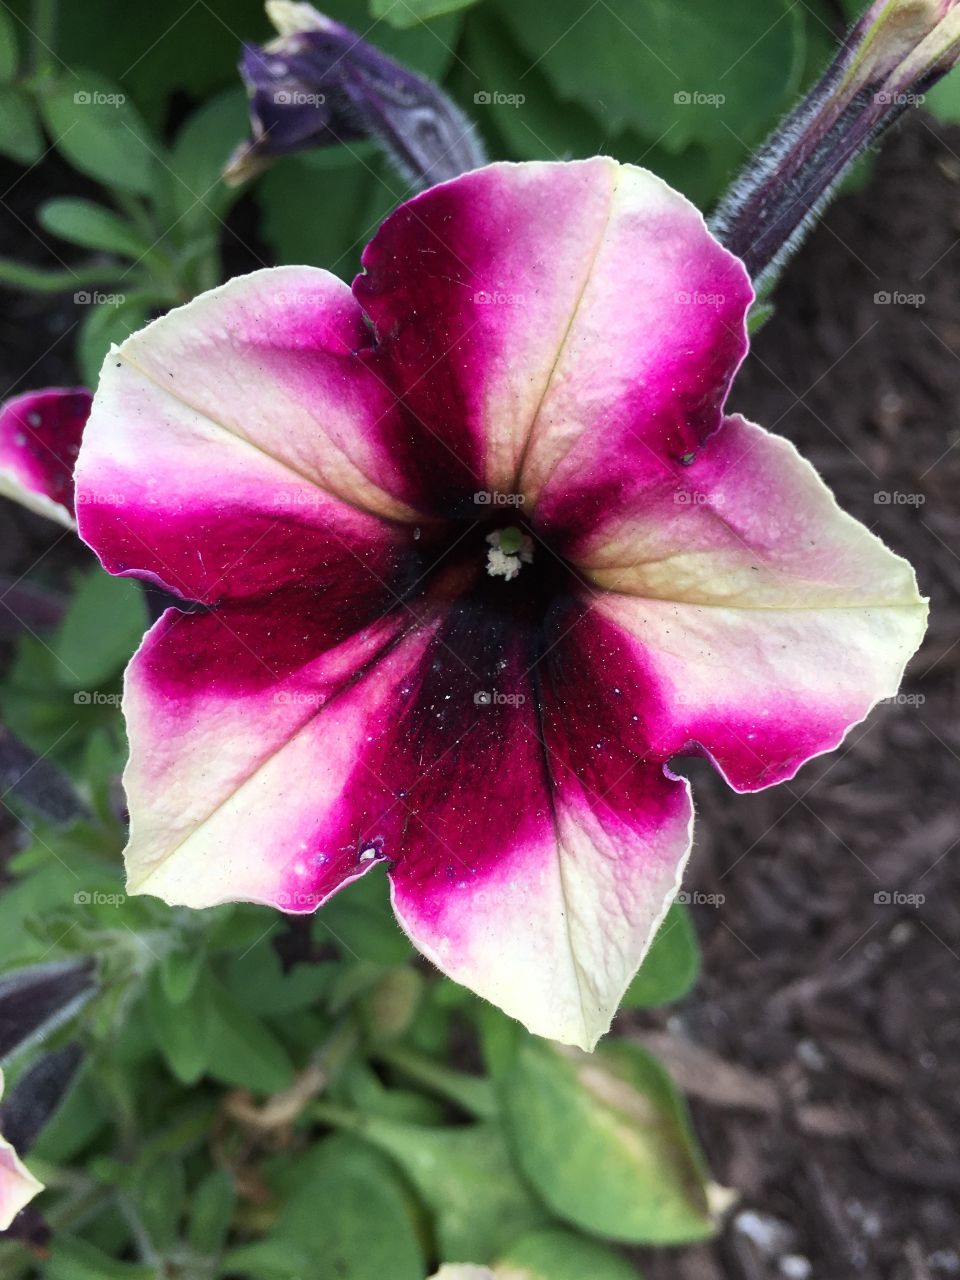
[485, 527, 534, 581]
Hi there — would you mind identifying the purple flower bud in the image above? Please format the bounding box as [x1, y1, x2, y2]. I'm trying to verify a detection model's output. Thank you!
[0, 1045, 83, 1235]
[0, 960, 95, 1061]
[713, 0, 960, 288]
[0, 1044, 83, 1156]
[225, 2, 485, 189]
[0, 726, 87, 824]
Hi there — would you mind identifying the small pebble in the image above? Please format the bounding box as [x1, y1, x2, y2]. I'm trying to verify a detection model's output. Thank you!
[796, 1038, 828, 1071]
[734, 1209, 793, 1255]
[780, 1257, 812, 1280]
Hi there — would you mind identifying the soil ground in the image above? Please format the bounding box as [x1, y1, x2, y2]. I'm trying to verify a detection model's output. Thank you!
[1, 113, 958, 1280]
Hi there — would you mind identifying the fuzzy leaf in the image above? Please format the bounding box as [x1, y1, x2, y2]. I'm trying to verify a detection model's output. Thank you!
[502, 1038, 714, 1245]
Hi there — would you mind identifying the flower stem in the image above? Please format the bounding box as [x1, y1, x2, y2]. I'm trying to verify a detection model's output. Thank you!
[374, 1044, 497, 1120]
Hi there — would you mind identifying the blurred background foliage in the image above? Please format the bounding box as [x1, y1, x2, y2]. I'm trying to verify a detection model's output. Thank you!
[1, 0, 956, 384]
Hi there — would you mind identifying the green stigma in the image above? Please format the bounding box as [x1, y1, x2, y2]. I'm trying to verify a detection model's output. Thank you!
[498, 526, 524, 555]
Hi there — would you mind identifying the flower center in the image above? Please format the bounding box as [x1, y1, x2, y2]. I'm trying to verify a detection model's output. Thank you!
[485, 526, 534, 581]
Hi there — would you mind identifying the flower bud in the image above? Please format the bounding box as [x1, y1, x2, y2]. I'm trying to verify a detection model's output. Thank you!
[225, 2, 485, 189]
[0, 1043, 84, 1156]
[713, 0, 960, 289]
[0, 1045, 84, 1233]
[0, 959, 95, 1061]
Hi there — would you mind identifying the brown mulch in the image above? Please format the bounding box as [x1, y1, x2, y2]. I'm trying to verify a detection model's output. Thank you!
[1, 108, 959, 1280]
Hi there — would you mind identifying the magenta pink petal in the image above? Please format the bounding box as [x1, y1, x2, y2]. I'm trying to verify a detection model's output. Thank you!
[356, 158, 752, 529]
[579, 414, 928, 790]
[0, 388, 91, 527]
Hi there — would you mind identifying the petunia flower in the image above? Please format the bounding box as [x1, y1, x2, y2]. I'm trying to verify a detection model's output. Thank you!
[74, 159, 927, 1049]
[0, 1069, 43, 1232]
[0, 388, 93, 529]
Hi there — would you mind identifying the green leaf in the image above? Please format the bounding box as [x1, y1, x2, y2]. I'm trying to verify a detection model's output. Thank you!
[37, 0, 268, 126]
[354, 1116, 548, 1261]
[38, 197, 151, 259]
[146, 966, 211, 1085]
[472, 1001, 522, 1082]
[167, 88, 248, 228]
[264, 1133, 424, 1280]
[223, 939, 335, 1015]
[622, 903, 700, 1008]
[188, 1169, 236, 1256]
[43, 1238, 155, 1280]
[76, 294, 154, 387]
[38, 73, 158, 194]
[0, 254, 126, 293]
[371, 0, 481, 28]
[463, 13, 613, 162]
[257, 151, 398, 282]
[924, 65, 960, 123]
[32, 1073, 109, 1163]
[130, 1154, 185, 1253]
[497, 1228, 643, 1280]
[317, 870, 412, 965]
[502, 1038, 714, 1245]
[203, 973, 295, 1093]
[1, 633, 120, 765]
[52, 568, 148, 691]
[376, 1042, 496, 1119]
[340, 1059, 447, 1126]
[0, 86, 43, 164]
[0, 8, 18, 81]
[222, 1240, 313, 1279]
[493, 0, 805, 150]
[159, 945, 206, 1005]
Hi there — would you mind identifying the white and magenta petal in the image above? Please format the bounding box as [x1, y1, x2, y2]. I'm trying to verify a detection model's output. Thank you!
[125, 579, 693, 1049]
[0, 388, 91, 528]
[75, 268, 431, 604]
[0, 1070, 42, 1232]
[385, 600, 693, 1050]
[578, 414, 928, 790]
[355, 158, 751, 518]
[121, 599, 439, 907]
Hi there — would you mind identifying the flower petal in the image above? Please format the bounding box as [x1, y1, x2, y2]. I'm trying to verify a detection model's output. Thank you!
[126, 581, 692, 1049]
[355, 158, 751, 519]
[579, 414, 928, 789]
[0, 1070, 43, 1232]
[0, 388, 91, 528]
[75, 268, 429, 603]
[121, 597, 440, 907]
[386, 601, 694, 1051]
